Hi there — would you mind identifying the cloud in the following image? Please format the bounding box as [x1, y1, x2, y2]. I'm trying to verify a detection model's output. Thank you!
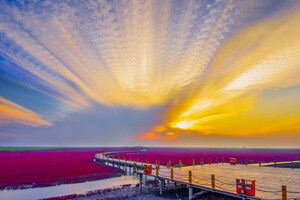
[137, 132, 178, 141]
[252, 117, 300, 136]
[0, 97, 51, 127]
[138, 2, 300, 139]
[0, 0, 239, 111]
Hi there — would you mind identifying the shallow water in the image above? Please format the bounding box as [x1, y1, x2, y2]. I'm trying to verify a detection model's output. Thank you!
[0, 173, 140, 200]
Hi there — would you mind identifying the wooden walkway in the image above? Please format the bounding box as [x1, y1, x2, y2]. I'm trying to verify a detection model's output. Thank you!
[95, 151, 300, 200]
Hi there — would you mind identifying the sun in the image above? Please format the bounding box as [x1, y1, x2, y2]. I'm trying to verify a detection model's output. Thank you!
[172, 121, 194, 129]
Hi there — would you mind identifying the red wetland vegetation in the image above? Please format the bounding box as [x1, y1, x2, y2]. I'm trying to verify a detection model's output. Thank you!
[0, 147, 299, 190]
[112, 148, 300, 166]
[0, 148, 125, 190]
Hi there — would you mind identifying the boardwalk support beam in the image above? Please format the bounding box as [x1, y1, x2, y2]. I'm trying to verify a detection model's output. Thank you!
[159, 179, 163, 195]
[139, 174, 143, 191]
[188, 186, 193, 200]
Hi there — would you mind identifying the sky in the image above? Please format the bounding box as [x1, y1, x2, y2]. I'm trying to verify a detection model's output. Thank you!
[0, 0, 300, 148]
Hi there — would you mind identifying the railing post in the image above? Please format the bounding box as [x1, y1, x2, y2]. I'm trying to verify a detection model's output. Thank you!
[171, 168, 174, 180]
[189, 171, 192, 184]
[211, 174, 215, 189]
[274, 161, 277, 168]
[282, 185, 287, 200]
[134, 162, 137, 172]
[143, 165, 146, 173]
[291, 161, 294, 169]
[209, 158, 212, 165]
[192, 159, 195, 167]
[201, 158, 204, 166]
[222, 157, 224, 163]
[245, 159, 248, 166]
[158, 161, 160, 170]
[216, 157, 219, 164]
[259, 160, 261, 166]
[179, 160, 182, 168]
[156, 165, 159, 176]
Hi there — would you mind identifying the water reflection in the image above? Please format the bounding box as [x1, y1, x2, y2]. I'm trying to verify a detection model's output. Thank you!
[0, 174, 139, 200]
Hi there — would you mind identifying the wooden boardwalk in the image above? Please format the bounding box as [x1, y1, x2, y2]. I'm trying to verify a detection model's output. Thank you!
[95, 152, 300, 200]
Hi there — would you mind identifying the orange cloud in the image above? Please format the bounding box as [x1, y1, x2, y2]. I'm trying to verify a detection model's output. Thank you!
[137, 132, 178, 141]
[0, 97, 51, 127]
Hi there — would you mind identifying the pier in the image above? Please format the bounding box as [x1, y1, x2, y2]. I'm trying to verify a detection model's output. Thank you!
[95, 151, 300, 200]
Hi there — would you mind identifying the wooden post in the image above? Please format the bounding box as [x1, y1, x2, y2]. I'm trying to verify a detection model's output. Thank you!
[171, 168, 174, 180]
[282, 185, 287, 200]
[211, 174, 215, 189]
[156, 166, 159, 176]
[291, 161, 294, 169]
[133, 162, 137, 172]
[259, 160, 261, 166]
[192, 159, 195, 167]
[245, 159, 248, 166]
[209, 158, 212, 165]
[158, 161, 160, 169]
[216, 157, 219, 164]
[274, 161, 277, 168]
[179, 160, 182, 168]
[201, 158, 204, 166]
[144, 165, 146, 173]
[189, 171, 192, 184]
[222, 157, 224, 163]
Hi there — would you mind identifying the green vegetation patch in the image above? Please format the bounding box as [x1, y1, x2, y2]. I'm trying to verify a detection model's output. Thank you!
[0, 147, 64, 152]
[173, 164, 185, 167]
